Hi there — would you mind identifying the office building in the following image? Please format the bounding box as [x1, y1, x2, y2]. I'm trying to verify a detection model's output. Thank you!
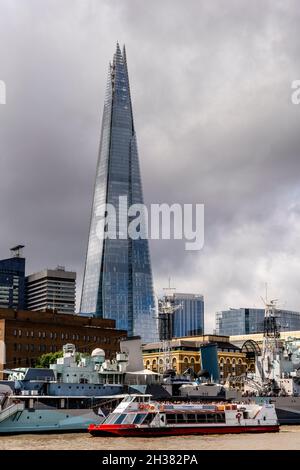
[0, 246, 26, 310]
[80, 44, 157, 342]
[215, 307, 300, 336]
[26, 266, 76, 314]
[172, 293, 204, 338]
[0, 307, 127, 377]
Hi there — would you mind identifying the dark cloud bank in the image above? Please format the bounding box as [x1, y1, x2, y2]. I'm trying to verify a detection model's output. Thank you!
[1, 0, 300, 330]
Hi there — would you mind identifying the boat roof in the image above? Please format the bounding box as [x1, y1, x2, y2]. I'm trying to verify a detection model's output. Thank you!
[7, 394, 130, 399]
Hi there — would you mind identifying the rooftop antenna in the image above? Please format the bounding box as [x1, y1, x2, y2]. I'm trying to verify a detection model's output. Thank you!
[10, 245, 25, 258]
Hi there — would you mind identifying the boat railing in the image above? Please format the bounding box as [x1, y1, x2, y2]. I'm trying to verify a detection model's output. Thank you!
[0, 402, 25, 422]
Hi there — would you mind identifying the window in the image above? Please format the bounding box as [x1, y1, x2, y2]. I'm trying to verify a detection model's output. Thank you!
[196, 414, 207, 423]
[187, 414, 197, 423]
[206, 414, 216, 423]
[18, 330, 22, 337]
[133, 414, 147, 424]
[216, 413, 225, 423]
[42, 332, 46, 338]
[166, 414, 177, 424]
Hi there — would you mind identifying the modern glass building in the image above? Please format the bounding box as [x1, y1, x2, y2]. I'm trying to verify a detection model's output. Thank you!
[172, 293, 204, 338]
[215, 308, 300, 336]
[80, 44, 157, 343]
[0, 246, 26, 310]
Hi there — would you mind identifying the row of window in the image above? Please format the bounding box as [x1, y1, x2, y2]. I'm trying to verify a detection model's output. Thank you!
[14, 343, 55, 353]
[12, 329, 119, 344]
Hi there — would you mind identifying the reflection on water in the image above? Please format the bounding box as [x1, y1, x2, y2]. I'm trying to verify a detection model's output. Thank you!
[1, 426, 300, 450]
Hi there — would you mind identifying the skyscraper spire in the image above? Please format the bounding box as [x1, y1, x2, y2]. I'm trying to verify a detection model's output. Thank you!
[80, 45, 157, 343]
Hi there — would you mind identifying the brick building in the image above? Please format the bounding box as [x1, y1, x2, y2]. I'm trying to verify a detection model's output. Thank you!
[0, 308, 127, 377]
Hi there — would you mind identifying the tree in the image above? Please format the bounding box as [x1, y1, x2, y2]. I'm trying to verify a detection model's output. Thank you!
[35, 351, 63, 368]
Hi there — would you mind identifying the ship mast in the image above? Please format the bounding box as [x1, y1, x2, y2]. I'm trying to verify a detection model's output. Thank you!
[260, 295, 280, 382]
[157, 280, 182, 372]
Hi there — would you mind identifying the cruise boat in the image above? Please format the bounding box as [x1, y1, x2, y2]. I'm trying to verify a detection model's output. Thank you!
[88, 394, 279, 437]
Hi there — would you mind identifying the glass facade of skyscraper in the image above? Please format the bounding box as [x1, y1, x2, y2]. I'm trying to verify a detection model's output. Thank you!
[80, 44, 157, 343]
[0, 255, 25, 310]
[215, 308, 300, 336]
[173, 293, 204, 338]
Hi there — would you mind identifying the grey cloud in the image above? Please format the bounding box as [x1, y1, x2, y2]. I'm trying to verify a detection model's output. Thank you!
[1, 0, 300, 331]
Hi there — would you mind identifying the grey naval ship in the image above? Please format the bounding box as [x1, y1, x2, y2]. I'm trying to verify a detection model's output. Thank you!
[0, 343, 128, 433]
[241, 300, 300, 424]
[178, 300, 300, 424]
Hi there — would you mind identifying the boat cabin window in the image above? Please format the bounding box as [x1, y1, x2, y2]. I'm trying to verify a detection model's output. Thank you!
[243, 412, 249, 419]
[123, 414, 137, 425]
[143, 413, 155, 424]
[216, 413, 226, 423]
[196, 414, 207, 423]
[104, 414, 119, 424]
[114, 414, 127, 424]
[167, 412, 225, 424]
[176, 414, 184, 423]
[187, 414, 197, 423]
[133, 413, 147, 424]
[166, 414, 177, 424]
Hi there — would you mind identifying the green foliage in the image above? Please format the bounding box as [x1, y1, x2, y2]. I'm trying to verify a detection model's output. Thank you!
[35, 351, 63, 368]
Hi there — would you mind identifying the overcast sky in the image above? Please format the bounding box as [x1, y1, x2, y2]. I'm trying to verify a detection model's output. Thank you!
[1, 0, 300, 331]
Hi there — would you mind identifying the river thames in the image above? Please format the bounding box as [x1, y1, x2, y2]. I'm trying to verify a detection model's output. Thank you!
[1, 426, 300, 450]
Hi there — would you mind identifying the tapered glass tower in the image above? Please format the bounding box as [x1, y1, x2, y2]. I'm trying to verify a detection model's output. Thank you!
[80, 44, 157, 343]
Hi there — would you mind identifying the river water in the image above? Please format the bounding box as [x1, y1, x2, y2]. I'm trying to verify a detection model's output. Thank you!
[1, 426, 300, 450]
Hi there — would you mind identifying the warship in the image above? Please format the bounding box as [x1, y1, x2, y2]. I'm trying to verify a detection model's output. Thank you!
[0, 343, 128, 433]
[241, 300, 300, 424]
[168, 299, 300, 424]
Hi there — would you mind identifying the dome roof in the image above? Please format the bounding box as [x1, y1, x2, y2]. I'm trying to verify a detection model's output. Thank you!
[91, 348, 105, 357]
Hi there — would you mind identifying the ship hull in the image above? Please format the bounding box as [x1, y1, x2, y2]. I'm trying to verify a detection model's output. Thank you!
[0, 409, 104, 434]
[254, 396, 300, 424]
[89, 424, 279, 437]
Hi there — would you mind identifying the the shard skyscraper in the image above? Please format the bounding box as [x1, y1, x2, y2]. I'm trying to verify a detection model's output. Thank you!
[80, 44, 157, 343]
